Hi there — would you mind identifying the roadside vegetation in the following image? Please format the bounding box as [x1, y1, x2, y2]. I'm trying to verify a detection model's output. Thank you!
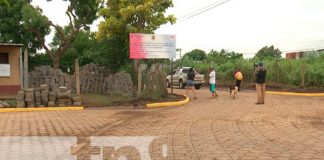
[176, 46, 324, 89]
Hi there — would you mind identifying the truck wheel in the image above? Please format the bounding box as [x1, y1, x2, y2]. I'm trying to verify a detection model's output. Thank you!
[179, 80, 186, 89]
[166, 80, 170, 88]
[195, 84, 201, 90]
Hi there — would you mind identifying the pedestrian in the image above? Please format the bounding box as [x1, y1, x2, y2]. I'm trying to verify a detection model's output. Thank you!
[209, 67, 217, 98]
[234, 69, 243, 91]
[255, 62, 267, 105]
[186, 67, 197, 99]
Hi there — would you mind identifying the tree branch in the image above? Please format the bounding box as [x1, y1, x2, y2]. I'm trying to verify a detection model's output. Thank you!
[30, 28, 54, 59]
[66, 6, 75, 29]
[48, 21, 66, 42]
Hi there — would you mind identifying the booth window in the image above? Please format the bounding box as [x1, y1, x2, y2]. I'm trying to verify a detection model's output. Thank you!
[0, 53, 9, 64]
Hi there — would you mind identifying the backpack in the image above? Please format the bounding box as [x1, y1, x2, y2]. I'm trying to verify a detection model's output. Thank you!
[236, 72, 243, 80]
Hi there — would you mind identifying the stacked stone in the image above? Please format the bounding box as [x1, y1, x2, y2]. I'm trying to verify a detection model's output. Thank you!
[80, 64, 110, 94]
[34, 88, 41, 107]
[40, 84, 49, 107]
[72, 96, 81, 106]
[25, 88, 35, 108]
[105, 73, 134, 97]
[29, 66, 73, 92]
[48, 92, 56, 107]
[57, 86, 72, 107]
[16, 91, 25, 108]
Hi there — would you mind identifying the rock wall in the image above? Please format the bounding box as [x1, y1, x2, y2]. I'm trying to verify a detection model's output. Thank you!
[28, 64, 133, 96]
[80, 64, 110, 94]
[141, 64, 168, 99]
[29, 66, 72, 91]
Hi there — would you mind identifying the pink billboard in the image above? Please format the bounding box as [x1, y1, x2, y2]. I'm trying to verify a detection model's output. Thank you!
[129, 33, 176, 59]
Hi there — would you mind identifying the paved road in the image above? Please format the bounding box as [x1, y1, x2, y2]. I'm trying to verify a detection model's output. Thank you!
[0, 89, 324, 160]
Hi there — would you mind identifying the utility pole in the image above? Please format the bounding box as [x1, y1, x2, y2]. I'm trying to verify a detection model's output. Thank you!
[176, 48, 182, 59]
[23, 48, 28, 89]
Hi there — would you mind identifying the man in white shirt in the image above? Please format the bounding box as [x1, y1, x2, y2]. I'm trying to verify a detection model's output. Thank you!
[209, 67, 217, 98]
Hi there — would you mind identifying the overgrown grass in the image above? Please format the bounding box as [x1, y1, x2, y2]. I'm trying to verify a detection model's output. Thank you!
[174, 54, 324, 88]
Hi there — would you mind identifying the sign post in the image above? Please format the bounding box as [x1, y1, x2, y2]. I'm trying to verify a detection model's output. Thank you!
[129, 33, 176, 97]
[170, 58, 173, 94]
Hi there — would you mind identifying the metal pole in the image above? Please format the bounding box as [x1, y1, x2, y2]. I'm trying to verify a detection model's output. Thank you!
[171, 59, 173, 94]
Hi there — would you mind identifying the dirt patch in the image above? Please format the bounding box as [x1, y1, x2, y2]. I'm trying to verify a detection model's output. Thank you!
[81, 94, 185, 108]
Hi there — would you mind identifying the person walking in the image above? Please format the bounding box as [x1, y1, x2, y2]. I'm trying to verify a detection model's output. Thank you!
[209, 67, 216, 98]
[255, 62, 267, 105]
[186, 68, 197, 99]
[235, 69, 243, 91]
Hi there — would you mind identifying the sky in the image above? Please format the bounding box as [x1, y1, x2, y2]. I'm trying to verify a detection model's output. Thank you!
[31, 0, 324, 58]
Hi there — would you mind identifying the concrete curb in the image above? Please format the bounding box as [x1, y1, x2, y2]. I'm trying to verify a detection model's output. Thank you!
[0, 106, 84, 113]
[146, 95, 190, 108]
[266, 91, 324, 97]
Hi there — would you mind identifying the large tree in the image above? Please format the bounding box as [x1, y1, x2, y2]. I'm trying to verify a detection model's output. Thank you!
[0, 0, 48, 52]
[96, 0, 176, 70]
[183, 49, 207, 61]
[255, 45, 282, 59]
[0, 0, 100, 68]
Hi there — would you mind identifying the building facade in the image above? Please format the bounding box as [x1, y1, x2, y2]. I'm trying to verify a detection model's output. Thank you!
[0, 43, 23, 96]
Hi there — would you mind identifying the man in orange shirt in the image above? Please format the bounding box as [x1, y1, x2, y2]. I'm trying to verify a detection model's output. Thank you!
[235, 69, 243, 92]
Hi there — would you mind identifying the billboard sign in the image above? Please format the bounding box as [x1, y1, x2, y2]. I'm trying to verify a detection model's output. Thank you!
[130, 33, 176, 59]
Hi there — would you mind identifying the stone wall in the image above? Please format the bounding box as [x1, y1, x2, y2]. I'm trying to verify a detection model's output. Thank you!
[29, 66, 72, 91]
[28, 64, 133, 96]
[80, 64, 110, 94]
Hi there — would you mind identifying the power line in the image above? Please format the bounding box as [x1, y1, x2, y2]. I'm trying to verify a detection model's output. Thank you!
[177, 0, 232, 22]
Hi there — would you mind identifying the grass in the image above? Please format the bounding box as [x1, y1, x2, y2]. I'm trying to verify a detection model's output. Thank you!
[0, 99, 16, 108]
[81, 94, 135, 107]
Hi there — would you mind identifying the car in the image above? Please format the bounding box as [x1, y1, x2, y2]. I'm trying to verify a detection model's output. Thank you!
[166, 67, 205, 89]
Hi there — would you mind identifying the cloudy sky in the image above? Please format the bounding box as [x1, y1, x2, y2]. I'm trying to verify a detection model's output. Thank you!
[31, 0, 324, 58]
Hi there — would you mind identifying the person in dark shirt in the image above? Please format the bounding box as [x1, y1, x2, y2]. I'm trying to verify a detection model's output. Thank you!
[255, 62, 267, 105]
[186, 68, 197, 99]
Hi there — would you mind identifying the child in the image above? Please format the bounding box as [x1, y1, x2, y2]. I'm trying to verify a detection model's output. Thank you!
[209, 67, 217, 98]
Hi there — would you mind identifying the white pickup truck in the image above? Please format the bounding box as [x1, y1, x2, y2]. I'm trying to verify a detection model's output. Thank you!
[166, 67, 205, 89]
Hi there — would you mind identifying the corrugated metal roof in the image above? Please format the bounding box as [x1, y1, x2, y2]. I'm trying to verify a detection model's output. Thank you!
[0, 43, 24, 47]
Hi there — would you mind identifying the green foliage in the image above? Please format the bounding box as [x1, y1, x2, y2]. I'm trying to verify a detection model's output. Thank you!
[0, 0, 100, 69]
[97, 0, 176, 39]
[175, 48, 324, 88]
[29, 53, 52, 70]
[0, 0, 9, 6]
[255, 45, 281, 59]
[95, 0, 176, 72]
[183, 49, 206, 61]
[0, 0, 48, 51]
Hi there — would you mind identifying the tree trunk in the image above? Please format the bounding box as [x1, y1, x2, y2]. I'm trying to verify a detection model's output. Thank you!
[53, 55, 61, 69]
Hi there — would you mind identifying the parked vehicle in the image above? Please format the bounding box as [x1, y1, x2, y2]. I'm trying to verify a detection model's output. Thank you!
[166, 67, 205, 89]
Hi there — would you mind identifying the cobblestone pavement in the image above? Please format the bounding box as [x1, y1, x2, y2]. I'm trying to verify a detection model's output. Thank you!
[0, 89, 324, 160]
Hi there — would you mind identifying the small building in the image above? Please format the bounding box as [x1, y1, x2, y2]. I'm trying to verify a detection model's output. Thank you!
[0, 43, 23, 96]
[286, 49, 324, 60]
[286, 52, 304, 59]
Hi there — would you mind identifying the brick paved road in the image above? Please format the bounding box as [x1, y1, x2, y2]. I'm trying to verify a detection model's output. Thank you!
[0, 89, 324, 160]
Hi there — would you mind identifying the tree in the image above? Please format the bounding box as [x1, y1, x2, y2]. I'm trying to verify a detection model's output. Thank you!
[0, 0, 9, 6]
[183, 49, 207, 61]
[0, 0, 48, 52]
[255, 45, 282, 59]
[0, 0, 100, 68]
[96, 0, 176, 70]
[205, 49, 243, 64]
